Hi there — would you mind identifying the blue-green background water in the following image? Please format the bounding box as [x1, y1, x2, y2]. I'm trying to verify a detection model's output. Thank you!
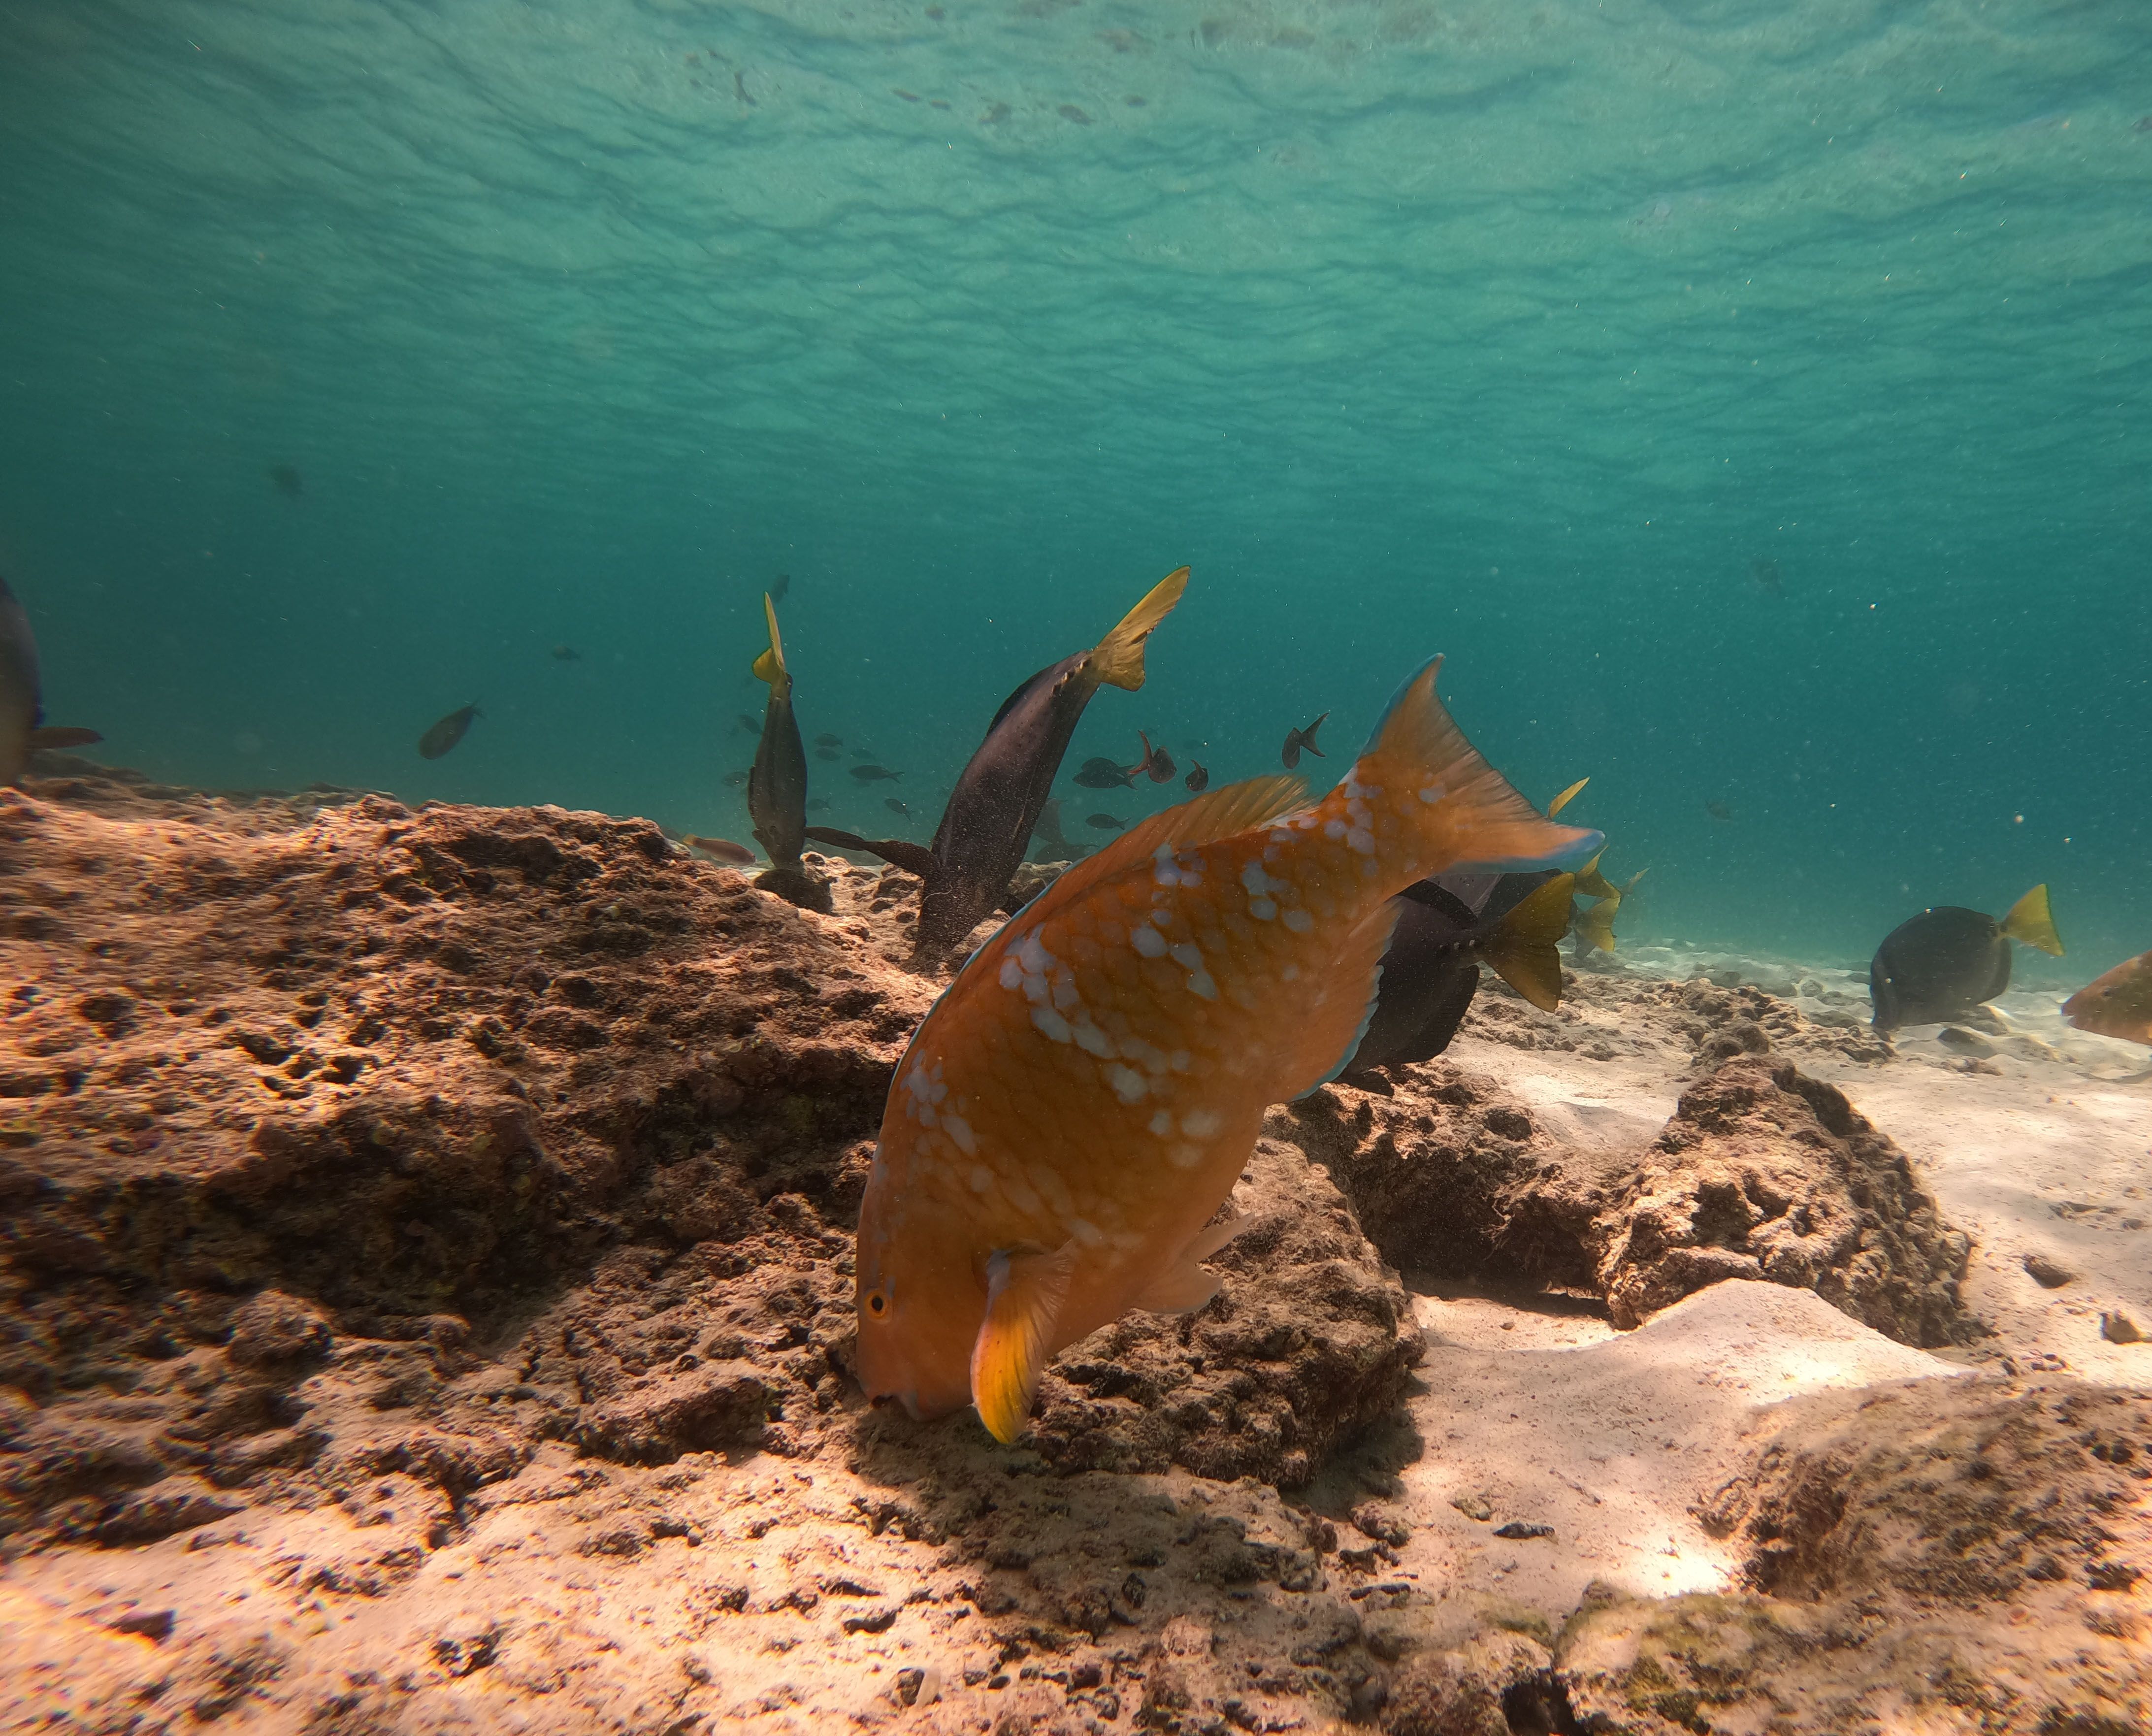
[2, 1, 2147, 980]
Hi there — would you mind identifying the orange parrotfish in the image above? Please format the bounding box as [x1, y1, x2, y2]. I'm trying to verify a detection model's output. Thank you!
[853, 657, 1601, 1441]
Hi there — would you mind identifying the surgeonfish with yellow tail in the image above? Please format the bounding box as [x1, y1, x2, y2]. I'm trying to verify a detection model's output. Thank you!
[1869, 885, 2063, 1032]
[746, 594, 827, 909]
[854, 657, 1602, 1441]
[2063, 951, 2152, 1047]
[1547, 777, 1588, 819]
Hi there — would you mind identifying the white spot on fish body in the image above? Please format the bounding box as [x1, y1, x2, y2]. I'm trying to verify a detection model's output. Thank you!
[1032, 1006, 1074, 1044]
[1282, 963, 1300, 981]
[1169, 1144, 1203, 1169]
[1249, 897, 1277, 921]
[944, 1113, 977, 1155]
[1418, 784, 1447, 805]
[1186, 970, 1219, 1000]
[1169, 942, 1203, 972]
[968, 1165, 993, 1194]
[1171, 1050, 1192, 1073]
[1181, 1109, 1223, 1138]
[998, 956, 1024, 991]
[1268, 828, 1293, 845]
[1074, 1018, 1114, 1058]
[1148, 1109, 1174, 1137]
[1005, 1176, 1043, 1217]
[1283, 908, 1314, 934]
[1053, 975, 1082, 1013]
[1132, 924, 1167, 958]
[1348, 827, 1375, 855]
[1023, 972, 1049, 1005]
[1017, 931, 1054, 976]
[1107, 1064, 1148, 1103]
[1324, 818, 1347, 839]
[1069, 1216, 1105, 1247]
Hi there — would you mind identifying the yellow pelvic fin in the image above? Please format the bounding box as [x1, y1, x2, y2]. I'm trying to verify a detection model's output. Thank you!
[1090, 566, 1189, 691]
[1576, 895, 1619, 954]
[1131, 1213, 1247, 1314]
[1480, 873, 1575, 1012]
[2001, 883, 2063, 956]
[751, 593, 787, 690]
[1547, 777, 1589, 819]
[1574, 850, 1618, 902]
[969, 1243, 1078, 1444]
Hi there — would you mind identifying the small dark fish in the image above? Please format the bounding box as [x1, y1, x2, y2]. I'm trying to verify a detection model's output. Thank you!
[734, 712, 760, 735]
[1869, 886, 2063, 1032]
[0, 575, 103, 784]
[1184, 759, 1209, 793]
[1281, 712, 1328, 770]
[1705, 800, 1734, 822]
[267, 463, 303, 499]
[885, 798, 910, 818]
[1031, 797, 1076, 856]
[746, 594, 808, 871]
[770, 573, 791, 604]
[551, 644, 581, 661]
[850, 764, 902, 783]
[1123, 730, 1175, 784]
[684, 834, 756, 864]
[1750, 557, 1783, 597]
[815, 746, 841, 761]
[852, 747, 875, 759]
[815, 732, 843, 748]
[1086, 812, 1126, 832]
[1936, 1027, 1995, 1057]
[418, 703, 480, 760]
[808, 797, 832, 811]
[26, 726, 100, 752]
[2064, 950, 2152, 1047]
[1074, 755, 1134, 789]
[723, 770, 750, 786]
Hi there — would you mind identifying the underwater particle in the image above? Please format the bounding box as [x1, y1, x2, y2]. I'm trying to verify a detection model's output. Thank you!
[551, 644, 581, 661]
[2063, 950, 2152, 1046]
[850, 763, 902, 783]
[1868, 886, 2063, 1033]
[1280, 712, 1327, 770]
[1184, 759, 1209, 793]
[418, 704, 480, 760]
[723, 770, 749, 786]
[684, 835, 755, 864]
[267, 462, 303, 498]
[1124, 730, 1175, 783]
[1084, 812, 1126, 831]
[1705, 800, 1733, 822]
[1075, 755, 1134, 789]
[849, 656, 1600, 1442]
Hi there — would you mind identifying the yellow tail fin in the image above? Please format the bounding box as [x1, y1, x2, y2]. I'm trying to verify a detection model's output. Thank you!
[2001, 884, 2063, 955]
[1576, 896, 1619, 953]
[1090, 566, 1188, 691]
[751, 593, 787, 690]
[1575, 850, 1619, 902]
[1480, 873, 1574, 1011]
[1548, 777, 1588, 819]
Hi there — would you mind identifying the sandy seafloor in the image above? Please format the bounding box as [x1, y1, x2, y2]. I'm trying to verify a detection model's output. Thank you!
[0, 767, 2147, 1735]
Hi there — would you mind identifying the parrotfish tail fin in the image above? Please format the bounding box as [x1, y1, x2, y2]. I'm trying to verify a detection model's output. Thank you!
[1480, 873, 1575, 1011]
[1576, 896, 1619, 954]
[1356, 658, 1603, 879]
[2002, 884, 2063, 956]
[1091, 566, 1189, 691]
[1131, 1213, 1248, 1314]
[752, 593, 786, 688]
[1547, 777, 1589, 819]
[970, 1242, 1078, 1444]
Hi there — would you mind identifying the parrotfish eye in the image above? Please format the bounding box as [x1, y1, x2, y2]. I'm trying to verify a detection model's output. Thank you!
[864, 1286, 891, 1319]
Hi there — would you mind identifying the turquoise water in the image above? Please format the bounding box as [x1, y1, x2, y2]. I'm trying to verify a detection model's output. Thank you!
[2, 1, 2146, 978]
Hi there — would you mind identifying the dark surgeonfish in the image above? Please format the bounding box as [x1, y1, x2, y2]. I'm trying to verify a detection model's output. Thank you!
[851, 763, 902, 783]
[2064, 951, 2152, 1047]
[770, 573, 791, 604]
[1124, 730, 1175, 783]
[815, 746, 841, 760]
[1074, 755, 1134, 789]
[1281, 712, 1328, 769]
[805, 567, 1188, 960]
[1705, 799, 1733, 822]
[886, 798, 910, 818]
[551, 644, 581, 661]
[0, 575, 103, 784]
[1343, 871, 1576, 1074]
[418, 703, 480, 760]
[747, 593, 808, 871]
[1750, 557, 1783, 597]
[1086, 812, 1126, 832]
[268, 463, 303, 498]
[1869, 885, 2063, 1032]
[1184, 759, 1209, 793]
[815, 732, 843, 748]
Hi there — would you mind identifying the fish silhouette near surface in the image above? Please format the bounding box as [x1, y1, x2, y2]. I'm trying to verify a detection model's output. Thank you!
[853, 656, 1601, 1441]
[1184, 760, 1209, 794]
[2064, 951, 2152, 1047]
[1750, 557, 1783, 597]
[1705, 800, 1733, 823]
[806, 568, 1187, 961]
[1125, 731, 1175, 784]
[1869, 886, 2063, 1033]
[746, 593, 827, 910]
[551, 644, 581, 661]
[1074, 756, 1136, 790]
[851, 764, 903, 783]
[815, 732, 843, 748]
[815, 746, 842, 761]
[268, 463, 304, 499]
[418, 704, 480, 761]
[1085, 812, 1126, 832]
[886, 798, 910, 818]
[770, 573, 791, 605]
[1281, 712, 1328, 770]
[0, 575, 103, 784]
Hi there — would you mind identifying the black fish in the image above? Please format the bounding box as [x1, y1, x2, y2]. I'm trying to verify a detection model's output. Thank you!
[1074, 755, 1134, 789]
[815, 746, 841, 760]
[1869, 886, 2063, 1033]
[850, 763, 902, 783]
[852, 747, 875, 759]
[734, 712, 760, 735]
[770, 573, 791, 604]
[551, 644, 581, 661]
[418, 703, 480, 760]
[815, 732, 843, 747]
[1124, 730, 1175, 784]
[1184, 759, 1209, 793]
[268, 463, 303, 499]
[1343, 871, 1575, 1074]
[1086, 812, 1126, 832]
[885, 798, 909, 818]
[804, 568, 1188, 960]
[0, 575, 103, 785]
[1705, 799, 1733, 822]
[1281, 712, 1328, 770]
[746, 594, 808, 871]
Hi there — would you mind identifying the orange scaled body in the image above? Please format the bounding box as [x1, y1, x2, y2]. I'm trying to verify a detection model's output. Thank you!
[853, 659, 1600, 1440]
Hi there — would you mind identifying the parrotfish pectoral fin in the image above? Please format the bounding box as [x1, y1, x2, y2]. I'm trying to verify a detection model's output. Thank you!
[751, 594, 787, 689]
[1288, 896, 1405, 1099]
[1357, 658, 1602, 876]
[970, 1242, 1079, 1444]
[1480, 873, 1574, 1011]
[1132, 1213, 1249, 1314]
[1547, 777, 1589, 819]
[2001, 884, 2064, 956]
[1091, 566, 1189, 691]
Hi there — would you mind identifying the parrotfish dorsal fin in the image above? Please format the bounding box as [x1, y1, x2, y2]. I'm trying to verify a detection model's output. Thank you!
[1548, 777, 1588, 819]
[1089, 566, 1188, 692]
[1480, 872, 1574, 1011]
[2001, 883, 2063, 955]
[751, 593, 786, 689]
[970, 1242, 1078, 1444]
